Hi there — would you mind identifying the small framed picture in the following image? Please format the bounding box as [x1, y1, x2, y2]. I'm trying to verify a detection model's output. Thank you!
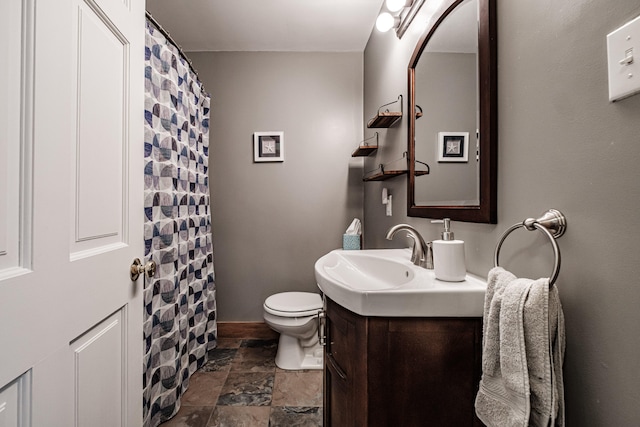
[437, 132, 469, 162]
[254, 131, 284, 162]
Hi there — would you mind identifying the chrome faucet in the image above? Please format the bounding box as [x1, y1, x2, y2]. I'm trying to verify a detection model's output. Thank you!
[385, 224, 433, 269]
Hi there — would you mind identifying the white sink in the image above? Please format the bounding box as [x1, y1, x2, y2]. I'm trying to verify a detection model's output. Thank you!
[315, 249, 486, 317]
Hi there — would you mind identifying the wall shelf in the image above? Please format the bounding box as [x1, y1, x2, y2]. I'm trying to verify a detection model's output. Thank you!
[367, 112, 403, 128]
[352, 146, 378, 156]
[363, 154, 430, 182]
[362, 155, 431, 182]
[351, 133, 379, 157]
[363, 169, 405, 181]
[367, 95, 403, 128]
[363, 170, 429, 182]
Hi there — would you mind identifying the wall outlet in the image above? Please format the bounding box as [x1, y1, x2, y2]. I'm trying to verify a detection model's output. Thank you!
[607, 15, 640, 101]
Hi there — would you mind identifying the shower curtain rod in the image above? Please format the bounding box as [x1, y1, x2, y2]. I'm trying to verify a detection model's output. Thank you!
[145, 10, 208, 95]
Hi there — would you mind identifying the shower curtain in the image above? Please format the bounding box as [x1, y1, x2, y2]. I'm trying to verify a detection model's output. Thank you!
[143, 20, 217, 427]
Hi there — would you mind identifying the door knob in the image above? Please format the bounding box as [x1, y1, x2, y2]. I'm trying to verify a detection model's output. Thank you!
[130, 258, 156, 281]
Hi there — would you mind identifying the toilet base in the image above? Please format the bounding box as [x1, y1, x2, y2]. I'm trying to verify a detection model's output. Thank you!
[275, 334, 323, 370]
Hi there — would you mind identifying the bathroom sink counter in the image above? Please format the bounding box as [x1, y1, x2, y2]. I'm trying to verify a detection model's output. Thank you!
[315, 249, 487, 317]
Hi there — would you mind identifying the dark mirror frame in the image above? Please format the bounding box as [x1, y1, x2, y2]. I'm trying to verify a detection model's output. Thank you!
[407, 0, 497, 223]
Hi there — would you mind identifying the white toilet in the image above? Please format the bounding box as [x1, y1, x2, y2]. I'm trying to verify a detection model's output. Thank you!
[263, 291, 324, 370]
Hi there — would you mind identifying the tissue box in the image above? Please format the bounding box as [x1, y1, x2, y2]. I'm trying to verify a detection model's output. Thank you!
[343, 234, 361, 250]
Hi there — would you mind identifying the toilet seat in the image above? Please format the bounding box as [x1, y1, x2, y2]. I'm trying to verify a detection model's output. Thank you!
[263, 291, 324, 370]
[264, 292, 322, 317]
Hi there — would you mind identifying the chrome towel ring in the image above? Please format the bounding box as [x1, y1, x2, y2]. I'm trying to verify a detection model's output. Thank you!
[494, 209, 567, 286]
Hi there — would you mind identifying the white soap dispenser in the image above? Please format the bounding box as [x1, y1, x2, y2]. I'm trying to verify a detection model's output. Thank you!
[431, 218, 466, 282]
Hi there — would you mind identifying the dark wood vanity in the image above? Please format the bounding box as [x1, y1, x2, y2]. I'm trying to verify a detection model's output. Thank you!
[323, 297, 484, 426]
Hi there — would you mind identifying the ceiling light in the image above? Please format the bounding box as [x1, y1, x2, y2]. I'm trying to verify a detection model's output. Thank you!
[376, 12, 399, 33]
[376, 0, 425, 39]
[386, 0, 411, 13]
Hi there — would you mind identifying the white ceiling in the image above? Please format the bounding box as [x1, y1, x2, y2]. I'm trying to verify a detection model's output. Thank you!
[145, 0, 386, 52]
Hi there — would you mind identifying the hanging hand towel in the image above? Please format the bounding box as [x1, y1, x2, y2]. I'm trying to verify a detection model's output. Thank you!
[475, 267, 565, 427]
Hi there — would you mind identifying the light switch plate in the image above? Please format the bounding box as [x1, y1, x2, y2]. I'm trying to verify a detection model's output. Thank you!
[607, 15, 640, 101]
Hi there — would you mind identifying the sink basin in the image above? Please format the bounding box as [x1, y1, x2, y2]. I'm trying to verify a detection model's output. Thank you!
[315, 249, 486, 317]
[321, 251, 415, 290]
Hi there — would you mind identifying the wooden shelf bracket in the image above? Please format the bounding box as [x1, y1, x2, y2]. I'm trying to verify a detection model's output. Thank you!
[352, 133, 379, 157]
[367, 95, 403, 128]
[362, 151, 430, 182]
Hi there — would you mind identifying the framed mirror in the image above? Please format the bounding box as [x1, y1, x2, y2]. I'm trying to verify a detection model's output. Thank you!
[407, 0, 497, 223]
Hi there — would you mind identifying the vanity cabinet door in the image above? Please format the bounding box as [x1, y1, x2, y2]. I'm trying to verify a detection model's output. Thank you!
[325, 299, 353, 376]
[384, 318, 483, 426]
[324, 298, 368, 426]
[325, 357, 352, 426]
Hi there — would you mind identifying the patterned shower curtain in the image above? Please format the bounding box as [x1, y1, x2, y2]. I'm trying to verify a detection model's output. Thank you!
[143, 20, 217, 427]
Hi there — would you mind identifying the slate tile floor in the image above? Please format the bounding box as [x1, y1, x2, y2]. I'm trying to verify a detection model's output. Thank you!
[159, 338, 323, 427]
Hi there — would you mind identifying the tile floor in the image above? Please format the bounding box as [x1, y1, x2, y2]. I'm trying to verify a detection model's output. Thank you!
[159, 338, 323, 427]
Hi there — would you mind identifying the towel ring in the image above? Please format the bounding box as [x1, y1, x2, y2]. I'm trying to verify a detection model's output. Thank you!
[494, 209, 567, 286]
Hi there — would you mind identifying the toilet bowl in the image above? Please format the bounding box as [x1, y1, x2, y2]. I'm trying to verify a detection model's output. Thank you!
[263, 291, 324, 370]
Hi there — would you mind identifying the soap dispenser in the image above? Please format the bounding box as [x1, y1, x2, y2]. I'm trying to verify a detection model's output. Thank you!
[431, 218, 466, 282]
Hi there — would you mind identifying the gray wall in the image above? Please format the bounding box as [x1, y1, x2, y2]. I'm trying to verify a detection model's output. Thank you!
[189, 51, 364, 321]
[364, 1, 640, 425]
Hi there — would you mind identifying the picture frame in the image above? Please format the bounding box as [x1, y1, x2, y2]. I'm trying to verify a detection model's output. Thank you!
[254, 131, 284, 162]
[437, 132, 469, 162]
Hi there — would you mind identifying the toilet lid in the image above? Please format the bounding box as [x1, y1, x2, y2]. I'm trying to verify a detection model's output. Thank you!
[264, 292, 322, 313]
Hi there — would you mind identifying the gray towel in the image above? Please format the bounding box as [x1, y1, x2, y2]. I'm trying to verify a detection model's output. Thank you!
[475, 267, 565, 427]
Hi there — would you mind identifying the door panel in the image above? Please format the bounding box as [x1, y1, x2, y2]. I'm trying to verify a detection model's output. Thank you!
[72, 309, 126, 427]
[0, 0, 144, 424]
[0, 0, 33, 276]
[0, 0, 20, 270]
[0, 374, 31, 427]
[0, 378, 19, 427]
[72, 1, 127, 253]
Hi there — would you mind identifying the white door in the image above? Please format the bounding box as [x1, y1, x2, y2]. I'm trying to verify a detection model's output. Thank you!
[0, 0, 145, 425]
